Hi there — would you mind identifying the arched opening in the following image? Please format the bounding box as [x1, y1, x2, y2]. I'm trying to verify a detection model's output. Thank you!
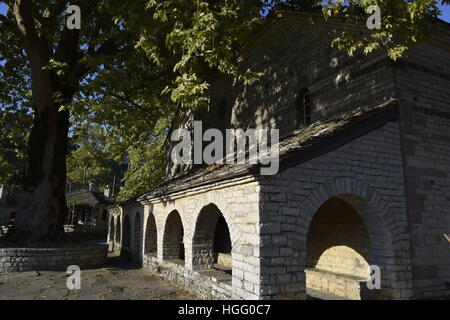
[109, 218, 115, 252]
[145, 213, 157, 256]
[115, 218, 121, 243]
[133, 212, 142, 263]
[121, 215, 132, 259]
[193, 204, 232, 275]
[162, 210, 185, 264]
[306, 197, 370, 300]
[109, 217, 115, 243]
[214, 215, 232, 257]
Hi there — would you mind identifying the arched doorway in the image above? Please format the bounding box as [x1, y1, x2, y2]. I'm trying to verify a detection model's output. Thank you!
[145, 213, 157, 256]
[133, 212, 142, 263]
[121, 215, 132, 259]
[162, 210, 185, 264]
[193, 204, 232, 273]
[115, 218, 121, 243]
[109, 217, 115, 242]
[304, 194, 400, 300]
[306, 197, 370, 300]
[109, 217, 115, 252]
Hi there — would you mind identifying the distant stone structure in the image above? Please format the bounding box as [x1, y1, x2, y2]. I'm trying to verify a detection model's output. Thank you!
[66, 182, 115, 230]
[0, 185, 17, 228]
[108, 9, 450, 300]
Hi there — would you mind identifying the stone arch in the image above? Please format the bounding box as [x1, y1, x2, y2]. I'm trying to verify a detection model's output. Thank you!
[133, 212, 143, 263]
[108, 216, 115, 252]
[305, 197, 371, 299]
[145, 212, 157, 255]
[121, 214, 132, 258]
[306, 198, 369, 273]
[157, 202, 186, 235]
[115, 216, 121, 243]
[109, 216, 115, 243]
[191, 192, 239, 246]
[192, 203, 232, 271]
[299, 178, 412, 299]
[162, 210, 185, 263]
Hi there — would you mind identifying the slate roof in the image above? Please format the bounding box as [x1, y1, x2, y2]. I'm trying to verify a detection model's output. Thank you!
[118, 6, 450, 207]
[136, 99, 399, 203]
[66, 189, 116, 207]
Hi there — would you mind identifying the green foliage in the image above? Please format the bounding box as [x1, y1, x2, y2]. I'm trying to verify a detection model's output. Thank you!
[322, 0, 448, 60]
[0, 108, 31, 185]
[0, 0, 448, 201]
[0, 32, 32, 185]
[67, 124, 126, 193]
[62, 0, 267, 199]
[117, 133, 167, 202]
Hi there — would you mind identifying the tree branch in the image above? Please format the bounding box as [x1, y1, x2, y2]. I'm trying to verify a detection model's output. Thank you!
[47, 0, 69, 20]
[0, 13, 22, 39]
[12, 0, 52, 59]
[69, 39, 125, 82]
[106, 91, 161, 119]
[163, 105, 183, 147]
[13, 0, 39, 41]
[55, 28, 81, 64]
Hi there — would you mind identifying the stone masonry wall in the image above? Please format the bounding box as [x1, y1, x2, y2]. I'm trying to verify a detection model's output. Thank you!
[395, 43, 450, 299]
[112, 179, 263, 299]
[143, 254, 233, 300]
[228, 17, 396, 137]
[306, 197, 370, 279]
[0, 245, 108, 273]
[305, 268, 365, 300]
[258, 121, 413, 300]
[109, 116, 449, 300]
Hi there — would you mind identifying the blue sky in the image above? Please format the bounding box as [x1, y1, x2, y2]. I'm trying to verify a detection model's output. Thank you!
[440, 3, 450, 21]
[0, 1, 450, 22]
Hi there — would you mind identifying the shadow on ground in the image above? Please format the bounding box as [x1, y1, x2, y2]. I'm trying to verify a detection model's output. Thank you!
[0, 255, 198, 300]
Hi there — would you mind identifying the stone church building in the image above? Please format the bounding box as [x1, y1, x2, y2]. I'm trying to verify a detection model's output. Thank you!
[107, 9, 450, 300]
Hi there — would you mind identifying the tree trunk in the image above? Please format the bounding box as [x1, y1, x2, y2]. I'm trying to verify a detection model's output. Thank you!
[10, 36, 72, 243]
[7, 0, 83, 244]
[12, 106, 70, 244]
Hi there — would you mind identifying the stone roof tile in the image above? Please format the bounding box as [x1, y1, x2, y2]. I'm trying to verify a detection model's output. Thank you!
[135, 99, 399, 203]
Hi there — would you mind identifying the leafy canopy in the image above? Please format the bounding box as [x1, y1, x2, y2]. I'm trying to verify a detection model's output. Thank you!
[0, 0, 448, 199]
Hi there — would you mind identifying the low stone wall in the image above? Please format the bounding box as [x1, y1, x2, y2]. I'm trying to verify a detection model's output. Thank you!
[143, 254, 233, 299]
[111, 242, 121, 255]
[0, 244, 108, 273]
[305, 268, 367, 300]
[217, 253, 232, 268]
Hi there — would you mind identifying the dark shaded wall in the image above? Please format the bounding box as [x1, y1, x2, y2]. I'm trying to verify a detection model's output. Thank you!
[395, 34, 450, 299]
[223, 18, 397, 137]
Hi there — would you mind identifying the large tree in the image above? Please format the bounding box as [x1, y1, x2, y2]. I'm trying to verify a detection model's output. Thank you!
[0, 0, 264, 243]
[0, 0, 448, 243]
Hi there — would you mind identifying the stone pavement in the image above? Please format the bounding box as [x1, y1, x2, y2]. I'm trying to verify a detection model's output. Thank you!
[0, 257, 199, 300]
